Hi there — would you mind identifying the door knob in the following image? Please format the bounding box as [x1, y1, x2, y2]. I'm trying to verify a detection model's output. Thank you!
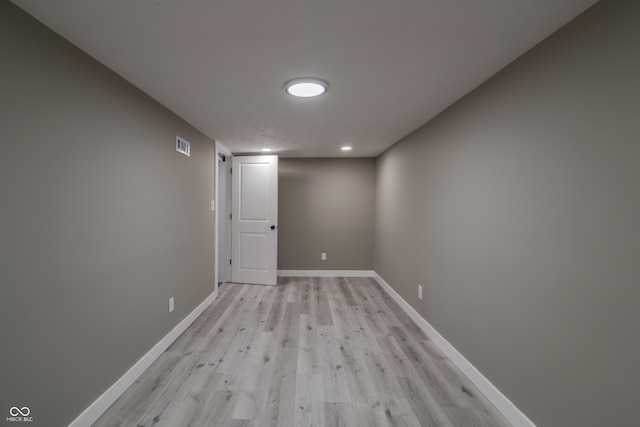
[270, 225, 277, 230]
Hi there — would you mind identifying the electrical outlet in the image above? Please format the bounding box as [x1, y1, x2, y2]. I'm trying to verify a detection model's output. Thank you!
[418, 285, 423, 300]
[169, 297, 174, 312]
[321, 252, 327, 261]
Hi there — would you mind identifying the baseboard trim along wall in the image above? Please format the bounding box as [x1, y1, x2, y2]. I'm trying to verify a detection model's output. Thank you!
[70, 272, 532, 426]
[372, 272, 535, 427]
[68, 288, 219, 427]
[277, 270, 375, 277]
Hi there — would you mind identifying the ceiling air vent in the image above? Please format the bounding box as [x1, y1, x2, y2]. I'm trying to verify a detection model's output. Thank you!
[176, 136, 191, 157]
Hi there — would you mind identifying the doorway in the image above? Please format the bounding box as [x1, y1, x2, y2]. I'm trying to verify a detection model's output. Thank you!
[215, 144, 232, 287]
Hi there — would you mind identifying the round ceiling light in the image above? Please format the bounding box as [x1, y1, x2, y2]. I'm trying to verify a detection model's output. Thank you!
[284, 77, 329, 98]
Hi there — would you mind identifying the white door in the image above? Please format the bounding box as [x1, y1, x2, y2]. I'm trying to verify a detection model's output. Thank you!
[231, 155, 278, 285]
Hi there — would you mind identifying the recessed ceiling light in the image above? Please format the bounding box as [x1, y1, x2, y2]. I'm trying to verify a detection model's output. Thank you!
[284, 77, 329, 98]
[261, 148, 272, 152]
[341, 146, 352, 151]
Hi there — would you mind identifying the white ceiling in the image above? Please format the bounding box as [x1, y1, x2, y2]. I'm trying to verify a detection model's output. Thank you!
[13, 0, 598, 157]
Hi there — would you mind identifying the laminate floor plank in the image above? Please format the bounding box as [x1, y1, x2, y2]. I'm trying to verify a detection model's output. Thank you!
[280, 302, 299, 349]
[299, 279, 314, 315]
[180, 282, 243, 339]
[285, 276, 300, 303]
[335, 277, 358, 306]
[91, 352, 182, 427]
[293, 373, 324, 427]
[398, 375, 453, 427]
[167, 283, 246, 354]
[296, 313, 320, 375]
[424, 340, 510, 426]
[327, 301, 355, 341]
[231, 331, 278, 421]
[348, 323, 418, 422]
[323, 402, 358, 427]
[129, 352, 211, 427]
[388, 325, 457, 403]
[216, 324, 265, 392]
[355, 285, 394, 338]
[263, 347, 297, 427]
[252, 285, 277, 324]
[350, 397, 392, 427]
[337, 338, 377, 407]
[389, 325, 469, 425]
[210, 286, 264, 363]
[379, 337, 452, 426]
[376, 335, 416, 378]
[378, 396, 423, 427]
[155, 366, 223, 427]
[264, 284, 288, 332]
[265, 306, 299, 427]
[317, 325, 351, 403]
[94, 278, 511, 427]
[359, 278, 404, 330]
[197, 389, 239, 426]
[315, 277, 334, 325]
[367, 278, 427, 338]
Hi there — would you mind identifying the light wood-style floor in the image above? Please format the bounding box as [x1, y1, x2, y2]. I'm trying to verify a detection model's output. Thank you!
[93, 277, 511, 426]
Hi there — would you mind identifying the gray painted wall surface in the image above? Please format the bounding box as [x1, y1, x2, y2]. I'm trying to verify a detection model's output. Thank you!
[278, 158, 375, 270]
[374, 0, 640, 425]
[0, 3, 216, 426]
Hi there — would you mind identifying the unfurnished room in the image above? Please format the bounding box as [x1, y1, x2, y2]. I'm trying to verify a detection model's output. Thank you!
[1, 0, 639, 426]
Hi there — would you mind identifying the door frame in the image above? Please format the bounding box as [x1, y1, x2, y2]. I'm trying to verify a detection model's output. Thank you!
[214, 141, 232, 294]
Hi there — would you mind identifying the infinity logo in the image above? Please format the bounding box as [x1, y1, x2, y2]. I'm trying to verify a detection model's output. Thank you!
[9, 407, 30, 417]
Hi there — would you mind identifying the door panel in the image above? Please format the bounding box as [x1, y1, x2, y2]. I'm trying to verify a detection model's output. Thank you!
[239, 163, 269, 220]
[238, 232, 269, 271]
[231, 155, 278, 285]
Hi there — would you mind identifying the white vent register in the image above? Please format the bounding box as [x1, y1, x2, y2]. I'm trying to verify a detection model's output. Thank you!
[176, 135, 191, 157]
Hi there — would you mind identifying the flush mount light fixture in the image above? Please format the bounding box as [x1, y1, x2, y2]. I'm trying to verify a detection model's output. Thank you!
[341, 146, 352, 151]
[284, 77, 329, 98]
[261, 148, 272, 152]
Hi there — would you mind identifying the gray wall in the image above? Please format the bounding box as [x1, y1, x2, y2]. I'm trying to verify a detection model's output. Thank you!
[0, 2, 216, 426]
[278, 158, 375, 270]
[374, 0, 640, 425]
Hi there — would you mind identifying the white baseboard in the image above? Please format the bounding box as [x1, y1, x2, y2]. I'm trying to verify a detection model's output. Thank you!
[70, 274, 532, 426]
[278, 270, 375, 277]
[372, 272, 535, 427]
[68, 288, 218, 427]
